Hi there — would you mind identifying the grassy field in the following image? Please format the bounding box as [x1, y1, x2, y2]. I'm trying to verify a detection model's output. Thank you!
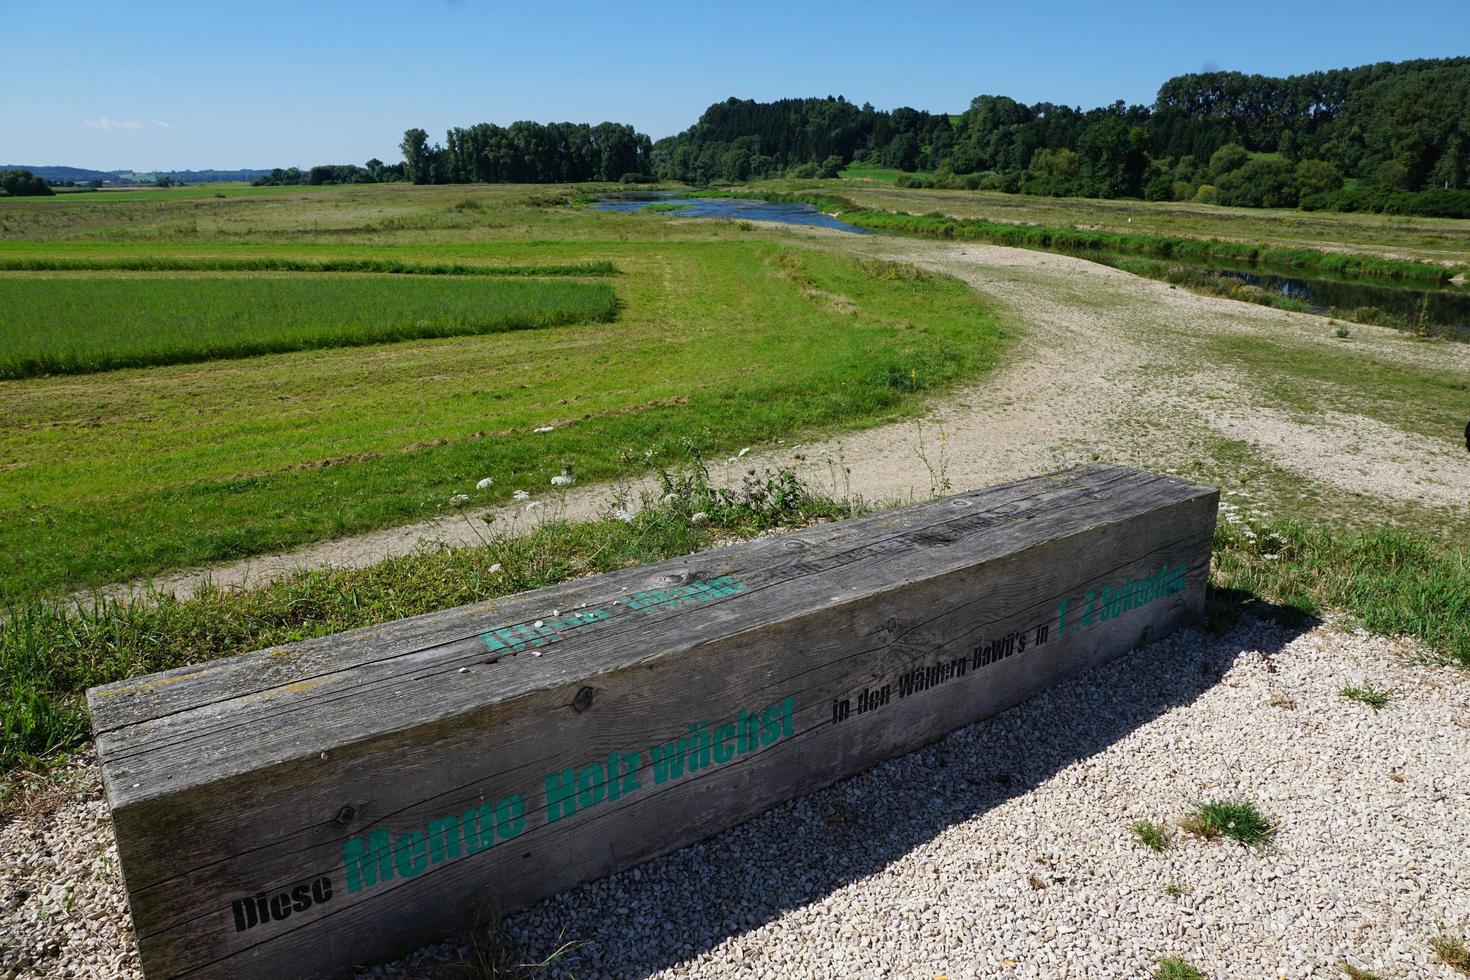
[0, 185, 1001, 597]
[740, 177, 1470, 269]
[3, 178, 1468, 793]
[837, 163, 932, 184]
[0, 273, 617, 377]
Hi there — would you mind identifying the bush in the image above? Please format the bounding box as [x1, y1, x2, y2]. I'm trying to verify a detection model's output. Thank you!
[618, 172, 657, 184]
[979, 171, 1023, 193]
[1143, 173, 1174, 201]
[1300, 184, 1470, 218]
[0, 169, 54, 197]
[816, 155, 845, 179]
[1216, 158, 1300, 208]
[1208, 142, 1249, 179]
[1294, 159, 1344, 197]
[1193, 183, 1218, 204]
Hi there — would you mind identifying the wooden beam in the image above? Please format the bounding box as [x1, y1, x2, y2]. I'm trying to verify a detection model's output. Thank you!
[89, 465, 1217, 979]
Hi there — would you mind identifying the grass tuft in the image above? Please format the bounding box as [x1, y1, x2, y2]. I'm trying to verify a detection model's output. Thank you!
[1433, 932, 1470, 976]
[1153, 956, 1206, 980]
[1340, 683, 1393, 710]
[1337, 961, 1381, 979]
[1130, 819, 1174, 852]
[1180, 799, 1276, 848]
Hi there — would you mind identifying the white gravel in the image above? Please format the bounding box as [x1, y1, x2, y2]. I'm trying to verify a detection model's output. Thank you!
[4, 619, 1467, 979]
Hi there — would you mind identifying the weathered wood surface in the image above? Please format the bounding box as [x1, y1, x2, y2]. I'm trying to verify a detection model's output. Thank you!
[89, 464, 1217, 979]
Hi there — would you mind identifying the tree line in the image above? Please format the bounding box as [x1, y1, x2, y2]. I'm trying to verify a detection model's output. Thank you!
[256, 121, 653, 187]
[649, 58, 1470, 215]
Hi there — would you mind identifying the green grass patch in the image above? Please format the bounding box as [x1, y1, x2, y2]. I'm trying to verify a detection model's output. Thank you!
[0, 256, 616, 276]
[0, 274, 618, 378]
[1153, 957, 1206, 980]
[837, 163, 930, 184]
[642, 202, 693, 213]
[1433, 932, 1470, 976]
[1130, 819, 1175, 852]
[1212, 518, 1470, 667]
[1181, 799, 1275, 848]
[0, 462, 853, 781]
[1340, 682, 1393, 710]
[0, 243, 1001, 597]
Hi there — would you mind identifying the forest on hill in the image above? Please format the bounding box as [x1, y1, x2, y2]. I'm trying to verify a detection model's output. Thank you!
[239, 57, 1470, 218]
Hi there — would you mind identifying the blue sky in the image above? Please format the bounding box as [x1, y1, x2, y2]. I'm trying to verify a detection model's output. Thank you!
[3, 0, 1467, 171]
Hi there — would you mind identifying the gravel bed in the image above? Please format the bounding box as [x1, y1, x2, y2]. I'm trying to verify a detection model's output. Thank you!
[4, 618, 1467, 979]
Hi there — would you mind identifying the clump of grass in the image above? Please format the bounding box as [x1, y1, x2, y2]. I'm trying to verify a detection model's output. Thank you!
[1337, 961, 1381, 979]
[1153, 956, 1206, 980]
[0, 462, 856, 784]
[452, 911, 582, 979]
[1163, 881, 1191, 897]
[1130, 819, 1174, 852]
[1181, 799, 1276, 848]
[1340, 682, 1393, 710]
[1432, 932, 1470, 975]
[1334, 324, 1352, 338]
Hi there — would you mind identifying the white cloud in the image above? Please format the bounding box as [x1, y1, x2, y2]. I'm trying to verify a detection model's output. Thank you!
[84, 117, 171, 131]
[85, 117, 142, 130]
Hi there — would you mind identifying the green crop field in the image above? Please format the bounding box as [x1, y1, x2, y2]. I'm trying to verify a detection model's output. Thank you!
[0, 184, 1003, 597]
[0, 273, 617, 377]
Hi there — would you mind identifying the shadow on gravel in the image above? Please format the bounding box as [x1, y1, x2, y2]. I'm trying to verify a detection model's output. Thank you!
[450, 605, 1316, 979]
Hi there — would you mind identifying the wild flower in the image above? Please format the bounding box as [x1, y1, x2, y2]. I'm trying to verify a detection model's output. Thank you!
[488, 563, 503, 574]
[476, 477, 494, 490]
[662, 492, 679, 504]
[513, 490, 530, 501]
[534, 425, 555, 433]
[449, 493, 469, 506]
[612, 508, 634, 523]
[526, 501, 542, 511]
[690, 511, 709, 525]
[552, 475, 574, 486]
[738, 447, 751, 457]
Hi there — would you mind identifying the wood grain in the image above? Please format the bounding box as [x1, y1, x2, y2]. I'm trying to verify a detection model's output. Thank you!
[89, 464, 1218, 979]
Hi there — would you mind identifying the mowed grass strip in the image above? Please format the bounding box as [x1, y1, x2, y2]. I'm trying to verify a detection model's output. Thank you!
[0, 273, 617, 378]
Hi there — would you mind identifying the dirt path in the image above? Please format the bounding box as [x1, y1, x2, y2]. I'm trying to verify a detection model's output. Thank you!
[102, 236, 1470, 603]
